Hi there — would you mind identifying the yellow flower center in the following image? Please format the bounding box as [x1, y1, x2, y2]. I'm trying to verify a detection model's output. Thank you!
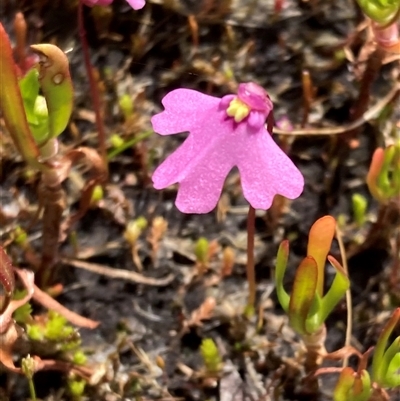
[226, 98, 250, 123]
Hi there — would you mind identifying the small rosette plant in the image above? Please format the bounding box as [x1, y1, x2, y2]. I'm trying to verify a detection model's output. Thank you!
[151, 82, 304, 213]
[334, 367, 372, 401]
[367, 143, 400, 204]
[332, 308, 400, 400]
[275, 216, 350, 337]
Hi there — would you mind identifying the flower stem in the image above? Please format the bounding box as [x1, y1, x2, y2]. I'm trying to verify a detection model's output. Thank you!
[245, 205, 256, 317]
[27, 377, 37, 401]
[78, 0, 108, 176]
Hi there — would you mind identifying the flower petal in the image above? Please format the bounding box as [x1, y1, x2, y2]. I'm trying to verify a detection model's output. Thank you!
[175, 137, 235, 213]
[151, 89, 220, 135]
[153, 108, 236, 213]
[235, 128, 304, 209]
[125, 0, 146, 9]
[152, 134, 197, 188]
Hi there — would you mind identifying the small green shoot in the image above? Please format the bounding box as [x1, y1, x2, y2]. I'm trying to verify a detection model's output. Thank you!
[119, 93, 134, 120]
[22, 355, 37, 401]
[352, 193, 368, 226]
[195, 237, 210, 272]
[68, 376, 86, 399]
[200, 338, 222, 374]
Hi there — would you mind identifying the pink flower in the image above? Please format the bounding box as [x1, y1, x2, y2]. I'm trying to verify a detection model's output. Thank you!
[151, 83, 304, 214]
[82, 0, 145, 10]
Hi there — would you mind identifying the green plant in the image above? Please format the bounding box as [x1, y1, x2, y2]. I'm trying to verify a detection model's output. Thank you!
[317, 308, 400, 400]
[372, 308, 400, 388]
[68, 376, 86, 399]
[276, 216, 349, 336]
[367, 143, 400, 204]
[0, 22, 105, 286]
[275, 216, 350, 371]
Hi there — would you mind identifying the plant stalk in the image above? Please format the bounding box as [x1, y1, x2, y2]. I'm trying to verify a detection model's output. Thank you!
[245, 205, 256, 316]
[78, 0, 108, 176]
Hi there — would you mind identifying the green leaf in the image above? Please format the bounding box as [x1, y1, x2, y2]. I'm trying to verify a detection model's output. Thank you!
[19, 69, 50, 143]
[30, 44, 73, 140]
[275, 240, 290, 313]
[289, 256, 318, 335]
[19, 68, 40, 125]
[356, 0, 400, 26]
[380, 336, 400, 387]
[372, 308, 400, 384]
[318, 256, 350, 324]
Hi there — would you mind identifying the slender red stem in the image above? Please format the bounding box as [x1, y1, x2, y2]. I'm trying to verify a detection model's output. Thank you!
[246, 205, 256, 314]
[77, 1, 108, 175]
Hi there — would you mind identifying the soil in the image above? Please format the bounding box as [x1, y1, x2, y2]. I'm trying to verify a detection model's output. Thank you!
[0, 0, 399, 400]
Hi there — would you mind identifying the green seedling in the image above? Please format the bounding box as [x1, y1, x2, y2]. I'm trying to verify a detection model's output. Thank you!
[124, 217, 148, 245]
[124, 217, 148, 270]
[275, 216, 350, 336]
[90, 184, 104, 205]
[195, 237, 210, 271]
[68, 376, 86, 399]
[372, 307, 400, 388]
[352, 193, 368, 227]
[72, 350, 87, 365]
[107, 131, 152, 160]
[200, 338, 222, 374]
[356, 0, 400, 26]
[367, 143, 400, 203]
[27, 311, 81, 352]
[119, 93, 134, 120]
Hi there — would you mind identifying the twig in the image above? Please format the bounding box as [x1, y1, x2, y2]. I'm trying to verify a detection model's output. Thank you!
[62, 258, 174, 286]
[273, 82, 400, 136]
[335, 226, 352, 368]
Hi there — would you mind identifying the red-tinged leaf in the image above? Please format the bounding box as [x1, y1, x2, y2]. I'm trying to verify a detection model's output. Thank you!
[367, 148, 385, 201]
[0, 247, 15, 313]
[0, 23, 45, 172]
[289, 256, 318, 335]
[307, 215, 335, 296]
[0, 323, 20, 372]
